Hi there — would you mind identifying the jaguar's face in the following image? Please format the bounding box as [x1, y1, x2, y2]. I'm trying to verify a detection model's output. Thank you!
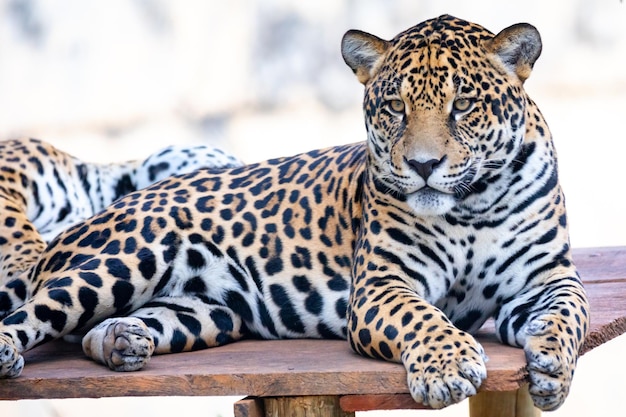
[342, 15, 542, 216]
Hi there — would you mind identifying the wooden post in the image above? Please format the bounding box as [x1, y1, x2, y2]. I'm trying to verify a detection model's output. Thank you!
[469, 384, 540, 417]
[234, 397, 265, 417]
[264, 396, 355, 417]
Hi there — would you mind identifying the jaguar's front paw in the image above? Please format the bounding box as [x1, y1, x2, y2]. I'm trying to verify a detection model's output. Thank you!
[0, 334, 24, 378]
[524, 317, 575, 410]
[404, 327, 487, 409]
[82, 317, 155, 372]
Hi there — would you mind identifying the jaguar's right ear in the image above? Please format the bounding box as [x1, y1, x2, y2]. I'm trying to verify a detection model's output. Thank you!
[341, 30, 390, 85]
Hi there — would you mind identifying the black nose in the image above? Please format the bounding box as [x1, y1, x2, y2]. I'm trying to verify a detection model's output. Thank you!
[406, 157, 444, 180]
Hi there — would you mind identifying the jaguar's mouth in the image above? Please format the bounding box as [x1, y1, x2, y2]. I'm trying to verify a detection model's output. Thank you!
[407, 186, 457, 216]
[415, 185, 447, 197]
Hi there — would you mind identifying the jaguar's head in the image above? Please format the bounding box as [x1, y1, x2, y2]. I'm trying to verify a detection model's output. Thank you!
[342, 15, 542, 216]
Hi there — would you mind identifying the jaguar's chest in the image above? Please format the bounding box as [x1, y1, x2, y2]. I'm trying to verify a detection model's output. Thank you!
[405, 213, 563, 332]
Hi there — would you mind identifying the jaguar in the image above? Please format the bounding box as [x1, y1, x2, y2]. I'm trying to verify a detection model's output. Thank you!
[0, 15, 588, 411]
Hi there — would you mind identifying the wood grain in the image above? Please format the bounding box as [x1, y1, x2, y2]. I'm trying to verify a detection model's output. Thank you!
[572, 247, 626, 353]
[468, 384, 540, 417]
[264, 396, 354, 417]
[0, 246, 623, 406]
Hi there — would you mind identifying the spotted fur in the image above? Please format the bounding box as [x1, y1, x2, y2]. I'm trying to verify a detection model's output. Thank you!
[0, 16, 588, 411]
[0, 138, 241, 283]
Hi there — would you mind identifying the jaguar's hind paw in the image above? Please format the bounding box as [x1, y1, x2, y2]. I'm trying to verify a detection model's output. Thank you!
[83, 317, 155, 372]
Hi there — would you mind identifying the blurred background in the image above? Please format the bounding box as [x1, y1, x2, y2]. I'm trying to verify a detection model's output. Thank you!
[0, 0, 625, 416]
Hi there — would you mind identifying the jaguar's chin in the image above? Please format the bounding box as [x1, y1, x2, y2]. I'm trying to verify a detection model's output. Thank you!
[406, 187, 457, 217]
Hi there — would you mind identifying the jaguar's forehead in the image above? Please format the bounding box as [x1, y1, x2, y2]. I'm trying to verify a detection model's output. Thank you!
[391, 15, 493, 52]
[375, 15, 497, 97]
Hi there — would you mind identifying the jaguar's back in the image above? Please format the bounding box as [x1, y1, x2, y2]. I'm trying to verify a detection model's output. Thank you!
[0, 137, 241, 286]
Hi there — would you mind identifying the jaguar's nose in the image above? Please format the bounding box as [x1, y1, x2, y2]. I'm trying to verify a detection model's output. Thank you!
[406, 157, 445, 180]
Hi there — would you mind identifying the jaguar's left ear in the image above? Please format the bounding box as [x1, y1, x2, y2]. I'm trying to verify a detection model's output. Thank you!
[484, 23, 542, 83]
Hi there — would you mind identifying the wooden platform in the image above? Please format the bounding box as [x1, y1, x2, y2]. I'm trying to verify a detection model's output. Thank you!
[0, 246, 625, 416]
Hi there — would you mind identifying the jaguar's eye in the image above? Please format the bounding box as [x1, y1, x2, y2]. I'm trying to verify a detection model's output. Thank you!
[453, 98, 475, 113]
[385, 99, 406, 116]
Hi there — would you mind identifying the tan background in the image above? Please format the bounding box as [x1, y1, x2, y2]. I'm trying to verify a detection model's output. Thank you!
[0, 0, 625, 415]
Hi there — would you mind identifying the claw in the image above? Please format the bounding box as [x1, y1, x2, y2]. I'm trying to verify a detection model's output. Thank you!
[405, 329, 486, 408]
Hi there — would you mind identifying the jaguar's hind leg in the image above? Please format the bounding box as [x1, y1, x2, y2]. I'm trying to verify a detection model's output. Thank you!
[82, 296, 244, 371]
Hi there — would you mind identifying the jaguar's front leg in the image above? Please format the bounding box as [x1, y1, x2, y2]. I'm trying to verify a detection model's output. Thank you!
[0, 194, 48, 318]
[349, 265, 487, 409]
[495, 265, 589, 411]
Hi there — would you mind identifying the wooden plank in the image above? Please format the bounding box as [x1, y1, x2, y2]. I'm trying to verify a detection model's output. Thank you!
[0, 246, 623, 405]
[0, 336, 526, 400]
[572, 247, 626, 353]
[0, 336, 525, 401]
[0, 339, 405, 400]
[573, 246, 626, 282]
[340, 394, 428, 411]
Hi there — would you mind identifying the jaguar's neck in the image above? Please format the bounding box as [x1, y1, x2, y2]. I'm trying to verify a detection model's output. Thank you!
[450, 141, 558, 229]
